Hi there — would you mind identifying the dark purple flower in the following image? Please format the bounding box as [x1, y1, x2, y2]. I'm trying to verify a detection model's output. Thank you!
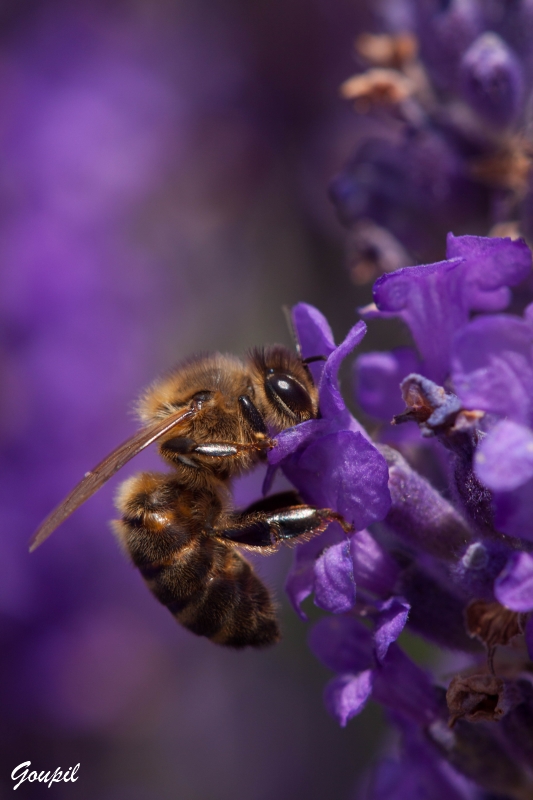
[331, 0, 533, 272]
[361, 722, 478, 800]
[309, 616, 439, 728]
[350, 528, 400, 598]
[415, 0, 483, 93]
[460, 32, 524, 128]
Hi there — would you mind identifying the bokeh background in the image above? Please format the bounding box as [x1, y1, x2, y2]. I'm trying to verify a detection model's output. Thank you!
[0, 1, 394, 798]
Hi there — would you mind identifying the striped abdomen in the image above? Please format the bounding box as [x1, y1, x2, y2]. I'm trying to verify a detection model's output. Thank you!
[113, 474, 280, 648]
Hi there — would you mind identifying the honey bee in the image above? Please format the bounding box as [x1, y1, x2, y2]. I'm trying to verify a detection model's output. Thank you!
[31, 345, 351, 647]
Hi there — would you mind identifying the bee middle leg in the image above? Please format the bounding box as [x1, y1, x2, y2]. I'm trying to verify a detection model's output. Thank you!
[215, 491, 352, 550]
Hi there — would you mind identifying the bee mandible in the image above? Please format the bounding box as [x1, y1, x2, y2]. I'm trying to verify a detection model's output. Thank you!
[30, 345, 351, 648]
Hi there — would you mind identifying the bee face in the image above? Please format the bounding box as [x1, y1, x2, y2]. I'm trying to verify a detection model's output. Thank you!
[137, 348, 318, 477]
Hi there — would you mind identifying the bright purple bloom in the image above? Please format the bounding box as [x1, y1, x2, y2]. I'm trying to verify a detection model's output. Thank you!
[361, 234, 531, 383]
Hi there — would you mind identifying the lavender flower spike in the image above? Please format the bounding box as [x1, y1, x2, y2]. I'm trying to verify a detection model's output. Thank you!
[286, 235, 533, 800]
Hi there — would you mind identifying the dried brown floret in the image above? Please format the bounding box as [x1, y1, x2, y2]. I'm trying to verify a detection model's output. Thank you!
[447, 673, 521, 727]
[339, 69, 414, 112]
[466, 600, 524, 651]
[355, 33, 418, 69]
[470, 136, 533, 198]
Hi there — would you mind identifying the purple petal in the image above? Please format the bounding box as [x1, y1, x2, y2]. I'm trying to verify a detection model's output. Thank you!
[445, 235, 532, 310]
[319, 320, 367, 419]
[284, 523, 345, 619]
[374, 597, 410, 664]
[314, 540, 356, 614]
[452, 315, 533, 426]
[268, 418, 332, 466]
[284, 559, 314, 621]
[351, 529, 400, 597]
[495, 552, 533, 612]
[355, 347, 421, 422]
[292, 302, 336, 357]
[308, 615, 373, 674]
[415, 0, 483, 92]
[372, 236, 531, 383]
[475, 421, 533, 492]
[282, 430, 391, 530]
[292, 302, 336, 384]
[460, 33, 524, 128]
[372, 257, 461, 382]
[525, 302, 533, 327]
[490, 478, 533, 542]
[324, 670, 373, 727]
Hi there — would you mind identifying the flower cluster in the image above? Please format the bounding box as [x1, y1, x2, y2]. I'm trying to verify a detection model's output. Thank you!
[331, 0, 533, 280]
[274, 234, 533, 799]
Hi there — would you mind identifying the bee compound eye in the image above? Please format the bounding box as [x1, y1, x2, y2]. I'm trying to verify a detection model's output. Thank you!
[265, 373, 314, 420]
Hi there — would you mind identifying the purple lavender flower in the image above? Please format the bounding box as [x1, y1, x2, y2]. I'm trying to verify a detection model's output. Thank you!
[284, 235, 533, 800]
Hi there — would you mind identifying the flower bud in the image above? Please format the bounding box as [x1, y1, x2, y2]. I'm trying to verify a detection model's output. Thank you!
[460, 33, 524, 128]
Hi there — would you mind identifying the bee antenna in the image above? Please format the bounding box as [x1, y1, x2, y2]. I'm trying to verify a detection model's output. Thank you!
[302, 355, 327, 365]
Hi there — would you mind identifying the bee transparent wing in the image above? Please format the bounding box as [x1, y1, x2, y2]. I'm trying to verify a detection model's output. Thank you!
[29, 407, 195, 552]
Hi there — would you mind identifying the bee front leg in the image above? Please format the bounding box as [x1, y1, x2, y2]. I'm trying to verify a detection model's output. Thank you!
[161, 437, 274, 461]
[215, 491, 352, 550]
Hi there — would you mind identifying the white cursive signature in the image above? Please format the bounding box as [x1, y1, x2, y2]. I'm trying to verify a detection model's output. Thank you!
[11, 762, 80, 790]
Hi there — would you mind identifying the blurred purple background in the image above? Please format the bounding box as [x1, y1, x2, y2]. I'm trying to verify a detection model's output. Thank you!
[0, 1, 387, 798]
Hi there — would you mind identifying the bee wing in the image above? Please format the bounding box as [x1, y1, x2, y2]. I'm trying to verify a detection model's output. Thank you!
[29, 407, 195, 552]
